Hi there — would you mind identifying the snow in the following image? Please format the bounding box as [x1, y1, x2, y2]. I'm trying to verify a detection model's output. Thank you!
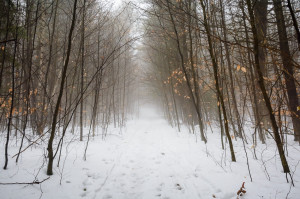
[1, 105, 300, 199]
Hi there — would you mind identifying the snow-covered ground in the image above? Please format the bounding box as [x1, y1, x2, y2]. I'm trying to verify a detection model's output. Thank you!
[1, 106, 300, 199]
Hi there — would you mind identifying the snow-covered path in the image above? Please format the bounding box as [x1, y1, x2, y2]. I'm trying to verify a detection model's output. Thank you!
[1, 106, 300, 199]
[80, 108, 231, 199]
[86, 114, 224, 199]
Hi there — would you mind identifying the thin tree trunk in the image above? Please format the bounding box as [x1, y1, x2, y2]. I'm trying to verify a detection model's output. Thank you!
[219, 0, 242, 138]
[199, 0, 235, 161]
[47, 0, 78, 175]
[287, 0, 300, 50]
[80, 0, 86, 142]
[4, 0, 19, 169]
[166, 0, 206, 143]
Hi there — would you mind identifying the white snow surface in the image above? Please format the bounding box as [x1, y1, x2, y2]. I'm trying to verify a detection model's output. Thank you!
[1, 106, 300, 199]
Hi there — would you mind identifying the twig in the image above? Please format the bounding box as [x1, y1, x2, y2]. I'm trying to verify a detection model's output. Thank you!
[0, 177, 50, 185]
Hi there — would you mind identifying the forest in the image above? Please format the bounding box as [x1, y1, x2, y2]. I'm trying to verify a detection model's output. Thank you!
[0, 0, 300, 198]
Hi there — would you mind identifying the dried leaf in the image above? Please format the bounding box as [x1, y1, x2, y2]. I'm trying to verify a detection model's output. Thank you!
[241, 67, 247, 73]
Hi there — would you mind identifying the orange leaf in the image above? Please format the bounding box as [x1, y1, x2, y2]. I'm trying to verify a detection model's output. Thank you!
[241, 67, 247, 73]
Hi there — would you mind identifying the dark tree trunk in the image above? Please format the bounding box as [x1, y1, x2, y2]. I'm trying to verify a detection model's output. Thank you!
[246, 0, 290, 174]
[273, 0, 300, 142]
[287, 0, 300, 50]
[47, 0, 78, 176]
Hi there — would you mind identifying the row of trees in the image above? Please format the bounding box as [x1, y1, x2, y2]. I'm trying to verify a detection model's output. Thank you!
[0, 0, 137, 175]
[142, 0, 300, 182]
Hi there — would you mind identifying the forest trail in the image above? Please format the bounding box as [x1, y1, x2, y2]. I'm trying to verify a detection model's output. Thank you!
[78, 106, 235, 199]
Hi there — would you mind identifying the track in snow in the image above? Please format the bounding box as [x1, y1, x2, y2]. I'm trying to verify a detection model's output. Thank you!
[79, 107, 232, 199]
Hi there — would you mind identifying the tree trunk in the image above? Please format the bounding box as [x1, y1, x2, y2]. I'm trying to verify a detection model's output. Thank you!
[47, 0, 78, 175]
[246, 0, 290, 173]
[273, 0, 300, 142]
[287, 0, 300, 50]
[199, 0, 236, 161]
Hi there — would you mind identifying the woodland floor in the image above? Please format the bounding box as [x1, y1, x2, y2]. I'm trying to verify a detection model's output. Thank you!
[0, 106, 300, 199]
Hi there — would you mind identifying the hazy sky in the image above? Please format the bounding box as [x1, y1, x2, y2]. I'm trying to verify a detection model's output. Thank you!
[113, 0, 142, 8]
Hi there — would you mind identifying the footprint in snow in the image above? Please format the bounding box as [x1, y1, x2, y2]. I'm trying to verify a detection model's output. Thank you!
[175, 183, 183, 191]
[87, 172, 101, 179]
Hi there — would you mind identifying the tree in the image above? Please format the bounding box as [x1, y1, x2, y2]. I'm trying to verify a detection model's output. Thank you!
[246, 0, 290, 175]
[273, 0, 300, 142]
[47, 0, 78, 176]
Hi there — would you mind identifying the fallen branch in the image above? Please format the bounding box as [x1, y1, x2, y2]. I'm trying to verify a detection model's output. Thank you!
[0, 177, 50, 185]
